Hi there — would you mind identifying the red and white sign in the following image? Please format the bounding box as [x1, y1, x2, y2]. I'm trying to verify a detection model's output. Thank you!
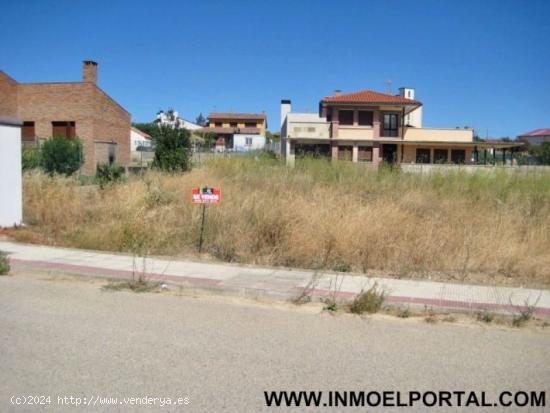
[191, 187, 221, 204]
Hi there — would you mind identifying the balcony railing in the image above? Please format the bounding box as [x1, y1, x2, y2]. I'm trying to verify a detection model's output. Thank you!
[338, 126, 375, 141]
[289, 121, 330, 139]
[403, 127, 473, 142]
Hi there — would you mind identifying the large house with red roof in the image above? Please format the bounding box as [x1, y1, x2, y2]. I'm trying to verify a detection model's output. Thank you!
[281, 87, 521, 166]
[517, 129, 550, 146]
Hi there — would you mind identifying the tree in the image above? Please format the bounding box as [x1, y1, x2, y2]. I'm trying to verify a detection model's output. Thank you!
[532, 142, 550, 165]
[266, 131, 280, 142]
[194, 130, 216, 147]
[41, 137, 84, 176]
[132, 122, 158, 138]
[151, 125, 192, 172]
[195, 113, 206, 126]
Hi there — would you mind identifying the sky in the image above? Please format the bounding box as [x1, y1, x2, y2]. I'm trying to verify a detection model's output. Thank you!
[0, 0, 549, 138]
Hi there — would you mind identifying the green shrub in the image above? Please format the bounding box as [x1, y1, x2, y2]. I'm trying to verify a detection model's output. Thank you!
[333, 262, 351, 273]
[96, 163, 126, 188]
[258, 150, 278, 161]
[151, 125, 191, 172]
[530, 142, 550, 165]
[349, 283, 385, 314]
[0, 251, 10, 275]
[397, 307, 411, 318]
[22, 148, 41, 171]
[476, 310, 494, 323]
[41, 137, 84, 176]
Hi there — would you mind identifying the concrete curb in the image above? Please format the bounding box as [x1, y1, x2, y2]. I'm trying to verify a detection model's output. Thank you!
[10, 257, 550, 317]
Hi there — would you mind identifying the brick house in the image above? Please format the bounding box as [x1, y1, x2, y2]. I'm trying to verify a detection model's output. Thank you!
[0, 61, 131, 174]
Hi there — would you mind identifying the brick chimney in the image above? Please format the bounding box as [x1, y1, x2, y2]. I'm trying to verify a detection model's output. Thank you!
[334, 89, 342, 96]
[82, 60, 98, 83]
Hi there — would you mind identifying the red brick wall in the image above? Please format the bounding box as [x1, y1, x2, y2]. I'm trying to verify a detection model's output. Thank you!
[92, 87, 131, 170]
[0, 71, 18, 116]
[8, 80, 130, 175]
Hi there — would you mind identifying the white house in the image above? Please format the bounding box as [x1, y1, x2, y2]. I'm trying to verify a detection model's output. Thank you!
[0, 116, 23, 228]
[131, 127, 152, 151]
[156, 110, 202, 131]
[233, 134, 266, 152]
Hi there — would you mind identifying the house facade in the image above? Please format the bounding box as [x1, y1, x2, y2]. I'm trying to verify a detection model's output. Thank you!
[201, 112, 267, 152]
[131, 127, 152, 152]
[281, 88, 520, 166]
[0, 61, 131, 174]
[517, 129, 550, 146]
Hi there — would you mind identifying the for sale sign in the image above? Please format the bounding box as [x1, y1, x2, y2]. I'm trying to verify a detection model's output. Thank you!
[191, 187, 221, 204]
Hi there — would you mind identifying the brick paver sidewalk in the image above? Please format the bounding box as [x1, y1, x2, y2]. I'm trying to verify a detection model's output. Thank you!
[1, 240, 549, 316]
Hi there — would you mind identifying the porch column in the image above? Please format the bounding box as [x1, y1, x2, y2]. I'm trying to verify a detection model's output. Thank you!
[331, 142, 339, 162]
[331, 121, 339, 138]
[372, 142, 381, 168]
[352, 144, 358, 163]
[484, 149, 488, 165]
[287, 140, 295, 166]
[502, 148, 506, 164]
[430, 148, 434, 164]
[353, 110, 359, 126]
[447, 148, 452, 164]
[373, 111, 380, 139]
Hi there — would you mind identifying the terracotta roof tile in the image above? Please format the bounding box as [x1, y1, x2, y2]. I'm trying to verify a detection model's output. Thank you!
[208, 112, 266, 120]
[321, 89, 421, 105]
[518, 128, 550, 137]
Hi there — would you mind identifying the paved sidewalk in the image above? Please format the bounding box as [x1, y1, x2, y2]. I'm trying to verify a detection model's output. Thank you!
[1, 240, 549, 316]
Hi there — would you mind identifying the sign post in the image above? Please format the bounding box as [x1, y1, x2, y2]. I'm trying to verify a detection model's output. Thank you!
[198, 203, 206, 253]
[191, 187, 221, 253]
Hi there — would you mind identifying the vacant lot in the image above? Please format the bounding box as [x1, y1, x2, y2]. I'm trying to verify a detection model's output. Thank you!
[10, 158, 550, 287]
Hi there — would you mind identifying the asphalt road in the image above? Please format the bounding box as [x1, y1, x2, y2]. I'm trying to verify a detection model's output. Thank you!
[1, 273, 549, 412]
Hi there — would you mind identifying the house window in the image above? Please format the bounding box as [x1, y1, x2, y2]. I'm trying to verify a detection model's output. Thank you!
[214, 122, 222, 127]
[338, 110, 353, 125]
[245, 137, 253, 146]
[338, 145, 353, 161]
[382, 114, 398, 137]
[451, 149, 466, 164]
[358, 111, 373, 126]
[230, 122, 238, 128]
[22, 121, 35, 142]
[434, 149, 448, 164]
[244, 122, 257, 128]
[52, 121, 76, 139]
[416, 148, 431, 164]
[358, 146, 373, 162]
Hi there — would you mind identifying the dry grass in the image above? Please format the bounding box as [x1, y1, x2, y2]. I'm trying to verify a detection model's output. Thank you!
[11, 157, 550, 287]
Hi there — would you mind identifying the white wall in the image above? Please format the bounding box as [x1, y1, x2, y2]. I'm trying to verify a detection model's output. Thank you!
[131, 129, 152, 151]
[0, 123, 23, 227]
[233, 134, 266, 151]
[405, 106, 423, 128]
[399, 87, 423, 128]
